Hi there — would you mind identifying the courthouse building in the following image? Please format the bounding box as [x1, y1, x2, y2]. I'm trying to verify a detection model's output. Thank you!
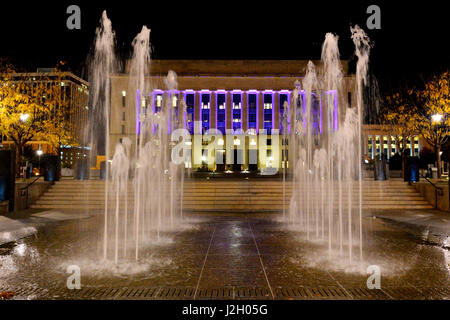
[109, 60, 424, 173]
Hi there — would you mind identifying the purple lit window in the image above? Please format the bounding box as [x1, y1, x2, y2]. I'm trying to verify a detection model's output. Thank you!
[152, 90, 164, 133]
[184, 91, 195, 135]
[279, 91, 290, 134]
[216, 91, 227, 135]
[232, 91, 242, 132]
[169, 91, 179, 134]
[263, 92, 274, 135]
[326, 90, 338, 131]
[200, 91, 211, 134]
[311, 93, 320, 135]
[247, 92, 258, 134]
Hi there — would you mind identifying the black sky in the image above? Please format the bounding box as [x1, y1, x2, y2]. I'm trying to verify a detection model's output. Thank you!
[1, 1, 449, 92]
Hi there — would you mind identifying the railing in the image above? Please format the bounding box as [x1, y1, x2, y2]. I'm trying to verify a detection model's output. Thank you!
[419, 173, 444, 208]
[20, 175, 44, 209]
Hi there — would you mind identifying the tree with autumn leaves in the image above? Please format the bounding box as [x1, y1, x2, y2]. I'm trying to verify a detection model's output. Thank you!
[383, 89, 419, 178]
[384, 71, 450, 178]
[0, 61, 78, 177]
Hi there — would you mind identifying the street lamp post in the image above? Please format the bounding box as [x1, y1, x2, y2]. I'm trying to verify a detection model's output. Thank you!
[37, 149, 43, 176]
[430, 113, 450, 211]
[431, 113, 444, 179]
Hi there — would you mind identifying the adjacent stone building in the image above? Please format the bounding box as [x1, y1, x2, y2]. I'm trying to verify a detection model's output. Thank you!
[1, 69, 89, 169]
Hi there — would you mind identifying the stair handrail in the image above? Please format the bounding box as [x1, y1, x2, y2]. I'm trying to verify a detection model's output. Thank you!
[20, 175, 42, 191]
[19, 175, 46, 209]
[419, 174, 444, 196]
[418, 173, 444, 209]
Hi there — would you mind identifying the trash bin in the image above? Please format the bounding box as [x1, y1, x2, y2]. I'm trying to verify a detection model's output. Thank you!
[44, 155, 60, 182]
[0, 176, 9, 201]
[374, 159, 387, 181]
[0, 150, 15, 211]
[100, 161, 106, 180]
[431, 167, 438, 179]
[74, 159, 90, 180]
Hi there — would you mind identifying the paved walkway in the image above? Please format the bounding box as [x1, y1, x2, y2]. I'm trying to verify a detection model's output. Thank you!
[0, 211, 449, 300]
[372, 209, 449, 248]
[0, 210, 90, 246]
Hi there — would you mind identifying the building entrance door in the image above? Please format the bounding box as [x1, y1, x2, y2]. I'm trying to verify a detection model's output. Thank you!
[215, 150, 225, 172]
[232, 149, 243, 172]
[248, 149, 258, 172]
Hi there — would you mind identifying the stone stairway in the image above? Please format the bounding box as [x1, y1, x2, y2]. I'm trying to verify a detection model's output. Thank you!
[31, 178, 433, 212]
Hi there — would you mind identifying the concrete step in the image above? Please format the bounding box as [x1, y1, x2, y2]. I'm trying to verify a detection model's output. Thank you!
[32, 178, 433, 211]
[30, 204, 434, 210]
[47, 186, 417, 194]
[35, 199, 430, 206]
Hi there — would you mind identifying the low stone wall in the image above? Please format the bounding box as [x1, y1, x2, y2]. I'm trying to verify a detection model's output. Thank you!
[14, 180, 53, 212]
[413, 182, 449, 211]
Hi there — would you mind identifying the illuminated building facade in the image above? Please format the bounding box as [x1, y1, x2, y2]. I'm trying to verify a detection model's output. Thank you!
[110, 60, 424, 173]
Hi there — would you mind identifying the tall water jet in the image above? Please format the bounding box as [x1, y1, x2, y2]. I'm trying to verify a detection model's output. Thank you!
[87, 10, 117, 260]
[288, 30, 369, 266]
[351, 25, 372, 264]
[321, 33, 343, 255]
[129, 26, 151, 261]
[89, 15, 185, 264]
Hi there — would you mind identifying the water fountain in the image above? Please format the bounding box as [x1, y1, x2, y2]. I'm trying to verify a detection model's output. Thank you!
[89, 12, 185, 264]
[287, 27, 371, 266]
[89, 10, 371, 267]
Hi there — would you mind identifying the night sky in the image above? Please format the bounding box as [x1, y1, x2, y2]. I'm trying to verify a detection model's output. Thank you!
[1, 1, 449, 93]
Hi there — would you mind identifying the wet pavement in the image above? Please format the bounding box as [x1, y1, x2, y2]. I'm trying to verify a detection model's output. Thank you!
[0, 211, 449, 300]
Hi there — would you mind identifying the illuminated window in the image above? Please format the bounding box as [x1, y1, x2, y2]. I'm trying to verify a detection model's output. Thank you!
[375, 135, 381, 158]
[414, 136, 419, 156]
[170, 94, 179, 133]
[311, 94, 321, 135]
[201, 149, 208, 164]
[232, 92, 242, 131]
[216, 92, 226, 135]
[185, 92, 195, 135]
[263, 93, 273, 134]
[390, 136, 397, 157]
[282, 149, 289, 164]
[155, 94, 163, 112]
[406, 137, 412, 156]
[172, 95, 178, 107]
[200, 92, 211, 134]
[323, 91, 337, 131]
[383, 136, 389, 159]
[368, 136, 373, 159]
[122, 91, 126, 108]
[279, 93, 289, 134]
[248, 92, 257, 132]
